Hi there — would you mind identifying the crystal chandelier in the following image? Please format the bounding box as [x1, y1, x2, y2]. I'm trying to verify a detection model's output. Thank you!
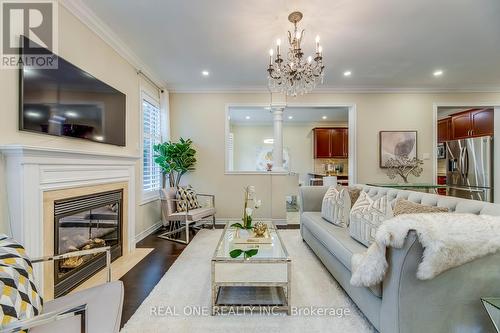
[267, 11, 325, 96]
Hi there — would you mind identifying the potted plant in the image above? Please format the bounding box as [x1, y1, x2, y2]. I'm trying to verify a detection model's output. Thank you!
[153, 138, 197, 188]
[231, 186, 262, 230]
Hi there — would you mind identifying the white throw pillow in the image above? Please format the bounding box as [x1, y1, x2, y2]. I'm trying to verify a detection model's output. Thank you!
[349, 191, 393, 246]
[321, 186, 351, 227]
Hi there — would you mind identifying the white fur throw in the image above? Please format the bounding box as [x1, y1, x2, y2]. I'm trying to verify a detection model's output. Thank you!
[350, 213, 500, 287]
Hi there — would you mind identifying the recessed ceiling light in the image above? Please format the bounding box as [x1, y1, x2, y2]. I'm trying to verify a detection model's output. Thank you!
[245, 116, 251, 120]
[433, 70, 443, 77]
[288, 116, 293, 120]
[322, 116, 327, 120]
[65, 110, 78, 118]
[343, 71, 352, 77]
[25, 110, 41, 118]
[263, 138, 274, 144]
[202, 70, 210, 76]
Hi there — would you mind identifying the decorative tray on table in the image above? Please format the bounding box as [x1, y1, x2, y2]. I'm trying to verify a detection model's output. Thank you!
[233, 228, 272, 244]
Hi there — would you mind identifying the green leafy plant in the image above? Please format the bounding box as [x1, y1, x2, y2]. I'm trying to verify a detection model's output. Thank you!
[229, 248, 259, 259]
[153, 138, 197, 187]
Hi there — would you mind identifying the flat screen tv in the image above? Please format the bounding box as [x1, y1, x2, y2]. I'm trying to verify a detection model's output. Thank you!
[19, 37, 126, 146]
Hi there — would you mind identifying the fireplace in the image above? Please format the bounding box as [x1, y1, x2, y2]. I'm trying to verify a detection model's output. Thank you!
[54, 190, 123, 297]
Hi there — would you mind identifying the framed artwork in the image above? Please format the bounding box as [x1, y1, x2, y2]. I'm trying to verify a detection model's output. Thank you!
[379, 131, 417, 168]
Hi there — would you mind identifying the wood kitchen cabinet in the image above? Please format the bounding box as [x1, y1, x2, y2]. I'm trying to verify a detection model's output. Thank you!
[451, 108, 494, 140]
[313, 128, 348, 158]
[437, 118, 451, 143]
[471, 108, 494, 137]
[313, 128, 331, 158]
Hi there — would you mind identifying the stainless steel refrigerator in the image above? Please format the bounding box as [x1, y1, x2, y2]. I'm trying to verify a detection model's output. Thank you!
[446, 136, 493, 202]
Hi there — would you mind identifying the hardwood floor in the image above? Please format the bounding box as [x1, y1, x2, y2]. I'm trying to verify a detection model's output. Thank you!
[119, 227, 197, 328]
[119, 223, 300, 328]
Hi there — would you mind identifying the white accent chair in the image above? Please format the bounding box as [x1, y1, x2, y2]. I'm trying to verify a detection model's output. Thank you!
[2, 247, 123, 333]
[159, 188, 216, 244]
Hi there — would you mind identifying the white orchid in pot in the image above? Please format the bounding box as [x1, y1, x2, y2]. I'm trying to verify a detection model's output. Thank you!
[231, 186, 262, 230]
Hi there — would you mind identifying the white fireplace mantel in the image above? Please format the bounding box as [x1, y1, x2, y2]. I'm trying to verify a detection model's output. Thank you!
[0, 145, 139, 260]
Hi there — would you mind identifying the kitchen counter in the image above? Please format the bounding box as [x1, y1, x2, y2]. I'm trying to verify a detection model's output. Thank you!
[308, 172, 348, 179]
[307, 173, 349, 185]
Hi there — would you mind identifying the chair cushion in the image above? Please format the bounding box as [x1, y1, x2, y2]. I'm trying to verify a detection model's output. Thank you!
[301, 213, 382, 297]
[161, 188, 177, 216]
[0, 235, 43, 331]
[321, 186, 350, 227]
[349, 192, 393, 247]
[176, 186, 201, 212]
[167, 207, 216, 222]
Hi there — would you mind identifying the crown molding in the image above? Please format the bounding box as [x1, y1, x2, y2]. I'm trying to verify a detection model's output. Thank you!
[59, 0, 167, 90]
[170, 85, 500, 94]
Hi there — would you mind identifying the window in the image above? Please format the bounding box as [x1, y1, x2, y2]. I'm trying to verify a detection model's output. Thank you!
[142, 95, 162, 201]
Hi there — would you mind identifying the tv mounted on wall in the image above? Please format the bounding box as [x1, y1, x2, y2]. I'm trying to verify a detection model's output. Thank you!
[19, 36, 126, 146]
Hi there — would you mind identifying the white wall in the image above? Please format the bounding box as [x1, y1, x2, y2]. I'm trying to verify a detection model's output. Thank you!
[170, 92, 500, 218]
[0, 4, 161, 236]
[495, 106, 500, 204]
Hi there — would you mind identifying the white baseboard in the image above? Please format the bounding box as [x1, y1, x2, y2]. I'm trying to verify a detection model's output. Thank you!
[135, 220, 162, 243]
[216, 218, 287, 225]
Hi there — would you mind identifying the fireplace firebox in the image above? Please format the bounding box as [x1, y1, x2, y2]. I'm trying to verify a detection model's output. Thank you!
[54, 190, 123, 297]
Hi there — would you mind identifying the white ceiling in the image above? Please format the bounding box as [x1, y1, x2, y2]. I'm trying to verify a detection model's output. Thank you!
[229, 106, 348, 124]
[82, 0, 500, 92]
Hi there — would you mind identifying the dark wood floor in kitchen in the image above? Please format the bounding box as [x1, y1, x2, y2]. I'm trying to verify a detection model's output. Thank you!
[118, 223, 300, 328]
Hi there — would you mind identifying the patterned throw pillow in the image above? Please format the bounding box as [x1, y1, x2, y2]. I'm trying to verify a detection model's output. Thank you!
[0, 235, 43, 331]
[346, 186, 362, 207]
[176, 186, 201, 212]
[393, 198, 449, 216]
[321, 186, 351, 227]
[349, 192, 394, 246]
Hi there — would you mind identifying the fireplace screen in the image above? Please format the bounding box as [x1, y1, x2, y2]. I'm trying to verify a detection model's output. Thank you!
[54, 190, 123, 297]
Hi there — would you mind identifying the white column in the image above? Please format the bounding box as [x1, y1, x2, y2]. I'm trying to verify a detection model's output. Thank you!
[272, 107, 285, 171]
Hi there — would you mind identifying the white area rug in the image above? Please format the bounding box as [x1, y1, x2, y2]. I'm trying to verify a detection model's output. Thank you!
[121, 229, 374, 333]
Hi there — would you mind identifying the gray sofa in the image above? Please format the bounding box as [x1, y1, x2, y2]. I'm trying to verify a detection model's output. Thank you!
[299, 185, 500, 333]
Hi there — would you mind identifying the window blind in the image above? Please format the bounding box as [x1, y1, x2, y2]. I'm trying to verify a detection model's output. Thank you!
[142, 99, 162, 194]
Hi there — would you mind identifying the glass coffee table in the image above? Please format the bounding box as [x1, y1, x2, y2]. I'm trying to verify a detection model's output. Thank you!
[211, 222, 291, 315]
[482, 298, 500, 332]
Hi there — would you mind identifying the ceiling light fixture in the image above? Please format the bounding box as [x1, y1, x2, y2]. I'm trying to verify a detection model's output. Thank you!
[25, 110, 41, 118]
[202, 70, 210, 76]
[65, 110, 78, 118]
[343, 71, 352, 77]
[322, 116, 327, 120]
[288, 116, 293, 120]
[267, 11, 325, 96]
[433, 70, 443, 77]
[245, 116, 251, 120]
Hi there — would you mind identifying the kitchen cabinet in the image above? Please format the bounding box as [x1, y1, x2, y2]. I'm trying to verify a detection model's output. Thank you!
[313, 128, 331, 158]
[471, 108, 494, 137]
[313, 128, 348, 158]
[437, 118, 451, 143]
[451, 108, 494, 140]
